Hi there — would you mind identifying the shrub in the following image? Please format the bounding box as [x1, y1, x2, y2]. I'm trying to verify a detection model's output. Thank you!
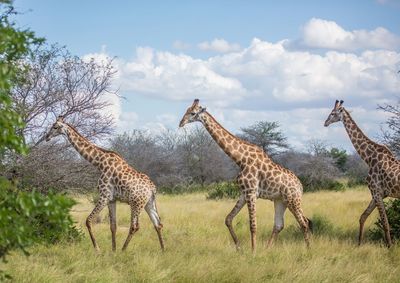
[298, 175, 345, 193]
[159, 183, 206, 195]
[206, 182, 240, 200]
[347, 177, 367, 188]
[0, 178, 82, 262]
[310, 214, 336, 236]
[369, 199, 400, 243]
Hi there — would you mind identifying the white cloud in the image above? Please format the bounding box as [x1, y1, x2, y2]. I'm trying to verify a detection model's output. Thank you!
[83, 18, 400, 150]
[173, 40, 191, 50]
[113, 38, 400, 107]
[293, 18, 400, 51]
[198, 38, 241, 53]
[81, 49, 122, 128]
[117, 46, 245, 107]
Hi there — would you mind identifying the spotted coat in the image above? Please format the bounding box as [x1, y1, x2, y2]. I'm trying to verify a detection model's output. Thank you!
[325, 100, 400, 247]
[179, 99, 312, 251]
[45, 116, 165, 252]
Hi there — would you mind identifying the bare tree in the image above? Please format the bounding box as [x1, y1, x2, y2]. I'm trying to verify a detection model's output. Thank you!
[3, 44, 117, 191]
[177, 126, 237, 185]
[379, 101, 400, 156]
[109, 127, 237, 189]
[12, 44, 116, 144]
[238, 121, 289, 156]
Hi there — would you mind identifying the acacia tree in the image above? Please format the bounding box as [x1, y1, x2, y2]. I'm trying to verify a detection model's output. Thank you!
[238, 121, 289, 156]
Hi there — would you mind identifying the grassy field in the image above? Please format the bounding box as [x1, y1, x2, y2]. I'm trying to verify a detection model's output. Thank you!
[3, 187, 400, 282]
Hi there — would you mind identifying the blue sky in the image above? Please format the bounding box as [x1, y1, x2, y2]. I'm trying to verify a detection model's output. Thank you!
[14, 0, 400, 151]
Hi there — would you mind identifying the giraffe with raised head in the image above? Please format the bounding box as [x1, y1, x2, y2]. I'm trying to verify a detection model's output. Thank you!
[45, 116, 165, 252]
[179, 99, 312, 251]
[324, 100, 400, 247]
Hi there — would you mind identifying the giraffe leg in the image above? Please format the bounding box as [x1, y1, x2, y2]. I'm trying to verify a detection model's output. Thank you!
[86, 198, 108, 251]
[225, 194, 246, 250]
[122, 202, 143, 251]
[288, 203, 310, 248]
[267, 199, 287, 248]
[108, 201, 117, 252]
[374, 196, 392, 247]
[246, 194, 257, 253]
[145, 195, 165, 251]
[358, 199, 375, 245]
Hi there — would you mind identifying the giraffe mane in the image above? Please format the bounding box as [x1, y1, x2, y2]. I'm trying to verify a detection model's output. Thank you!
[205, 111, 266, 154]
[65, 123, 125, 160]
[343, 109, 395, 157]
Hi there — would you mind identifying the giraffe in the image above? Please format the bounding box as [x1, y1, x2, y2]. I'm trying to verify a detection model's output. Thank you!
[324, 100, 400, 247]
[45, 116, 165, 252]
[179, 99, 312, 251]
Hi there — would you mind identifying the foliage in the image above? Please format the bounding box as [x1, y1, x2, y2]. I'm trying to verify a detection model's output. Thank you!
[0, 177, 82, 261]
[0, 0, 43, 154]
[206, 182, 240, 200]
[277, 149, 344, 192]
[0, 2, 82, 279]
[329, 147, 347, 172]
[345, 153, 368, 187]
[308, 214, 336, 236]
[239, 121, 289, 155]
[159, 183, 206, 195]
[5, 43, 116, 192]
[4, 191, 400, 282]
[298, 175, 344, 192]
[369, 199, 400, 243]
[110, 127, 237, 188]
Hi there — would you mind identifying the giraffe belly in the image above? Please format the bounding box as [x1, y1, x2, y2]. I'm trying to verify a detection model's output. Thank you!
[258, 186, 281, 200]
[112, 186, 130, 202]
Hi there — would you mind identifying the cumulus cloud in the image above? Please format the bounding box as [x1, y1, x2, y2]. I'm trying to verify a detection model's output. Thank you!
[291, 18, 400, 51]
[117, 46, 245, 107]
[83, 18, 400, 149]
[198, 38, 241, 53]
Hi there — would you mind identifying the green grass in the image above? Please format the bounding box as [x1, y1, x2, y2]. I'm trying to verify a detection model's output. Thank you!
[2, 188, 400, 282]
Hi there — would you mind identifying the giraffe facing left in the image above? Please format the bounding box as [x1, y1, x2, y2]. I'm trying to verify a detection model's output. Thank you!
[45, 116, 165, 252]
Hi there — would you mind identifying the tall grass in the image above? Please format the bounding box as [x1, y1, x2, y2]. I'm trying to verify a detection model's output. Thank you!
[2, 188, 400, 282]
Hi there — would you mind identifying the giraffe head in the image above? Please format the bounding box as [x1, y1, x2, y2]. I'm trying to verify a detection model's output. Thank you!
[324, 100, 344, 127]
[179, 99, 207, 127]
[45, 116, 68, 141]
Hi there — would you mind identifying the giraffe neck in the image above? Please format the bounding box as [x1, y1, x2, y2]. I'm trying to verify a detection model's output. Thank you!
[200, 112, 266, 166]
[64, 124, 107, 168]
[341, 109, 385, 165]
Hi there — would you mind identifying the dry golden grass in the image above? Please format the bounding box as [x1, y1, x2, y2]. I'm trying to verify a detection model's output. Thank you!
[3, 187, 400, 282]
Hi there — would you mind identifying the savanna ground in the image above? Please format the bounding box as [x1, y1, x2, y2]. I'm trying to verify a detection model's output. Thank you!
[3, 187, 400, 283]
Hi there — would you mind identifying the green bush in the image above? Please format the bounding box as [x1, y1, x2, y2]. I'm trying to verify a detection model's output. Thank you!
[298, 176, 345, 193]
[310, 214, 336, 236]
[206, 182, 240, 200]
[159, 183, 206, 195]
[0, 178, 82, 261]
[347, 177, 367, 188]
[369, 199, 400, 243]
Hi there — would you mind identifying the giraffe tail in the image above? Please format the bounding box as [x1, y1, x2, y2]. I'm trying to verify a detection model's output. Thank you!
[307, 217, 313, 234]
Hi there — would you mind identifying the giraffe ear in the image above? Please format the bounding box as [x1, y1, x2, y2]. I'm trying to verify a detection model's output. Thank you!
[334, 100, 339, 109]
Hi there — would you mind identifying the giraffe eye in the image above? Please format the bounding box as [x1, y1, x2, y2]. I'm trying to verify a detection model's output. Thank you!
[190, 112, 196, 115]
